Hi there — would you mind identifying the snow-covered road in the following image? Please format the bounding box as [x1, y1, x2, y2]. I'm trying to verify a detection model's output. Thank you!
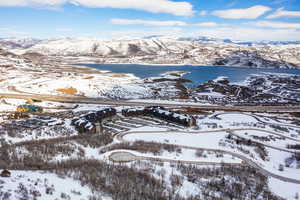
[113, 128, 300, 184]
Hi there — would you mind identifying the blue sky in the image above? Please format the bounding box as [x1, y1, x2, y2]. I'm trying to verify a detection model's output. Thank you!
[0, 0, 300, 41]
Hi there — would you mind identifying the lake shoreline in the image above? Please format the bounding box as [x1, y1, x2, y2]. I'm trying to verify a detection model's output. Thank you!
[72, 62, 299, 69]
[77, 63, 300, 84]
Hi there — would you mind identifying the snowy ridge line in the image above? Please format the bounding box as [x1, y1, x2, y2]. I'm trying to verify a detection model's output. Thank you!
[5, 37, 300, 69]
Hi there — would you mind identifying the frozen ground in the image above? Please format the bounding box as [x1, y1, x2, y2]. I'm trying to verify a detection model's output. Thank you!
[0, 52, 153, 99]
[123, 131, 227, 149]
[0, 170, 110, 200]
[120, 111, 300, 195]
[216, 113, 258, 123]
[268, 177, 300, 200]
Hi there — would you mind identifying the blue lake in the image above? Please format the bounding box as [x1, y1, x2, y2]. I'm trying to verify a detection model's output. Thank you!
[84, 64, 300, 84]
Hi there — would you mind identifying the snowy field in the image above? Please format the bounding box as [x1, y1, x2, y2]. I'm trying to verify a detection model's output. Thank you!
[0, 171, 110, 200]
[160, 148, 242, 164]
[234, 129, 300, 149]
[122, 124, 300, 182]
[123, 131, 227, 149]
[216, 113, 258, 123]
[268, 177, 300, 200]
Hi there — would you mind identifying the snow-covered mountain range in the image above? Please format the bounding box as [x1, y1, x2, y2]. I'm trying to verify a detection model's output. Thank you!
[1, 36, 300, 68]
[178, 36, 300, 46]
[0, 37, 42, 49]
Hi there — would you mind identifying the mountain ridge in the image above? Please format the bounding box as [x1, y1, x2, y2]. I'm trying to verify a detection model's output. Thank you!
[1, 36, 300, 69]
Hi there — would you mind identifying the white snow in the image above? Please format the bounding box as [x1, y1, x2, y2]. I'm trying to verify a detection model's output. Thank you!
[268, 177, 300, 200]
[123, 131, 227, 149]
[0, 170, 111, 200]
[216, 113, 258, 123]
[6, 36, 299, 68]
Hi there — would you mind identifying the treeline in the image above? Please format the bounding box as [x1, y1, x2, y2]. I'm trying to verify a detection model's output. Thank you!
[56, 159, 169, 200]
[287, 144, 300, 150]
[100, 140, 182, 155]
[0, 132, 113, 169]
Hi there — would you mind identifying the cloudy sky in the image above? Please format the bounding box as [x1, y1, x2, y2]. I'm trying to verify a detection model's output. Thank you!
[0, 0, 300, 41]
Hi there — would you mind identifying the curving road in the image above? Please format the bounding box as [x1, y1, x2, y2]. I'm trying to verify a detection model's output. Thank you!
[115, 128, 300, 143]
[115, 128, 300, 153]
[111, 128, 300, 184]
[213, 112, 300, 129]
[108, 150, 242, 166]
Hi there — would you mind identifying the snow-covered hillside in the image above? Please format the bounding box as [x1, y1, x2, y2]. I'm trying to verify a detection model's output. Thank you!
[25, 37, 195, 56]
[0, 48, 153, 99]
[3, 36, 300, 68]
[0, 38, 42, 49]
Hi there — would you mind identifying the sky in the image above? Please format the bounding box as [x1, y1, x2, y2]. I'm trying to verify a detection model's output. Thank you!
[0, 0, 300, 41]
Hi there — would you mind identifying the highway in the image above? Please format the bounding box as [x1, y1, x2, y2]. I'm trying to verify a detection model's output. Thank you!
[1, 92, 300, 112]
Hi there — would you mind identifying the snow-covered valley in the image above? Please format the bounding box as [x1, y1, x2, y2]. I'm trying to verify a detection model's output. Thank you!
[0, 37, 300, 200]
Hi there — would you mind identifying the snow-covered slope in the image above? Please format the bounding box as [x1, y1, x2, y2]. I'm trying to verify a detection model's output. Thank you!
[0, 48, 153, 99]
[3, 36, 300, 68]
[0, 37, 42, 49]
[26, 37, 194, 56]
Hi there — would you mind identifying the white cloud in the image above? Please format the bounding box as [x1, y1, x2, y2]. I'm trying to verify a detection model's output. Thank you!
[0, 0, 194, 16]
[249, 21, 300, 29]
[212, 5, 271, 19]
[266, 8, 300, 19]
[194, 22, 218, 27]
[111, 19, 187, 26]
[191, 27, 300, 41]
[199, 10, 207, 16]
[111, 19, 225, 27]
[0, 0, 26, 6]
[0, 0, 68, 6]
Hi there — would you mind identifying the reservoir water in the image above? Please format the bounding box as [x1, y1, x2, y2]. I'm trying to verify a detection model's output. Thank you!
[84, 64, 300, 84]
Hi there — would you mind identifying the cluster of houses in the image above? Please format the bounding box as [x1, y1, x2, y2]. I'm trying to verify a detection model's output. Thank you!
[17, 104, 43, 113]
[72, 106, 196, 134]
[121, 107, 148, 117]
[72, 108, 116, 133]
[122, 106, 196, 127]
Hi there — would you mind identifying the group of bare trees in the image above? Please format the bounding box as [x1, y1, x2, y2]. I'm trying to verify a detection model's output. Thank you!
[100, 140, 181, 155]
[0, 132, 113, 170]
[176, 164, 279, 200]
